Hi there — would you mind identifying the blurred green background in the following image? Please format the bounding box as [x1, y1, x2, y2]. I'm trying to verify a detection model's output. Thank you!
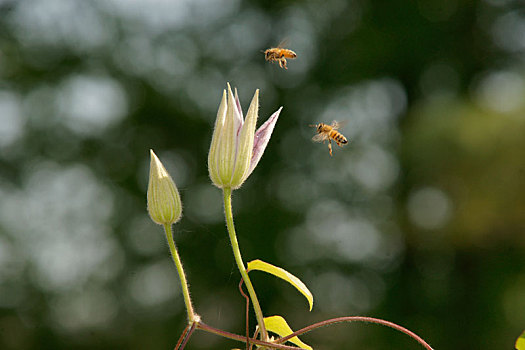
[1, 0, 524, 349]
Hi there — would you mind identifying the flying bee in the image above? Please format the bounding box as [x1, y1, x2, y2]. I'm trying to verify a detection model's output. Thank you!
[263, 40, 297, 69]
[310, 121, 348, 156]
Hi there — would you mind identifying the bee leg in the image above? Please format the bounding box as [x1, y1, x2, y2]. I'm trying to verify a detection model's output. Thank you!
[279, 58, 288, 70]
[328, 139, 333, 157]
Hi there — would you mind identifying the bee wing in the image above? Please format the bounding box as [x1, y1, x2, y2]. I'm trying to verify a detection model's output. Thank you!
[330, 120, 348, 130]
[312, 133, 329, 143]
[277, 38, 290, 48]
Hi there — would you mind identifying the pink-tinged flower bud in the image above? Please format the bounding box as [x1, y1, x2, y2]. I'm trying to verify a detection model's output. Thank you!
[147, 149, 182, 225]
[208, 83, 282, 189]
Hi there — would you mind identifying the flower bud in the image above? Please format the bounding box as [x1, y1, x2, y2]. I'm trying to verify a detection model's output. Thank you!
[208, 83, 282, 190]
[147, 149, 182, 225]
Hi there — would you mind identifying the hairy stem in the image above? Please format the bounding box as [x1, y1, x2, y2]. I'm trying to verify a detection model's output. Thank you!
[163, 224, 198, 323]
[223, 187, 268, 341]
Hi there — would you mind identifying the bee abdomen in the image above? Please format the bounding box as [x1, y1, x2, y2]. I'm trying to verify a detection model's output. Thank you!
[331, 131, 348, 144]
[286, 50, 297, 59]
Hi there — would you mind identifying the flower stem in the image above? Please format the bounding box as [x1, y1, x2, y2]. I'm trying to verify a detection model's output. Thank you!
[222, 187, 268, 341]
[163, 223, 199, 323]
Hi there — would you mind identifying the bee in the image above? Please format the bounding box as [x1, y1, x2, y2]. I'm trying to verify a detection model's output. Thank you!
[263, 41, 297, 70]
[310, 121, 348, 156]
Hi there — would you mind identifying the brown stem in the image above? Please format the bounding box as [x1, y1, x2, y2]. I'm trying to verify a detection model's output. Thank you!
[196, 322, 303, 350]
[250, 327, 259, 350]
[179, 322, 197, 350]
[275, 316, 433, 350]
[174, 324, 191, 350]
[238, 279, 250, 350]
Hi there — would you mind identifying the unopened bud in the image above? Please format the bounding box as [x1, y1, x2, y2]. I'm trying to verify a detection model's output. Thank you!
[147, 149, 182, 225]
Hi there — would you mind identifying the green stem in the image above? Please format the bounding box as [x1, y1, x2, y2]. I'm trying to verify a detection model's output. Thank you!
[164, 224, 199, 323]
[223, 187, 268, 341]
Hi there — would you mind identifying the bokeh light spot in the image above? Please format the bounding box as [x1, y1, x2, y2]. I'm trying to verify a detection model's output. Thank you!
[185, 184, 224, 224]
[0, 162, 119, 294]
[491, 11, 525, 53]
[127, 260, 179, 308]
[57, 74, 128, 135]
[51, 288, 118, 332]
[408, 187, 452, 230]
[312, 271, 372, 314]
[348, 146, 399, 191]
[474, 70, 525, 114]
[0, 91, 24, 148]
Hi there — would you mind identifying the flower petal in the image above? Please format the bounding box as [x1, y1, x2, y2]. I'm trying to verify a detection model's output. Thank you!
[229, 84, 243, 138]
[234, 87, 244, 124]
[231, 89, 259, 188]
[233, 88, 245, 142]
[247, 106, 282, 177]
[208, 90, 228, 187]
[216, 84, 238, 184]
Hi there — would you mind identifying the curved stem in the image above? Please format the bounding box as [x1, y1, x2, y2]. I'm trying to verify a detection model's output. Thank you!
[276, 316, 433, 350]
[196, 322, 299, 350]
[164, 224, 199, 323]
[238, 279, 250, 350]
[222, 187, 268, 341]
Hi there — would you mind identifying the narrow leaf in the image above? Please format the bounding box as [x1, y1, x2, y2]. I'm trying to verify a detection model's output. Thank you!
[247, 259, 313, 311]
[264, 315, 312, 350]
[516, 330, 525, 350]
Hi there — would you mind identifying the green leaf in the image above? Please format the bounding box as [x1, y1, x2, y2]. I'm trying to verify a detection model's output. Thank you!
[247, 259, 313, 311]
[516, 330, 525, 350]
[264, 315, 312, 350]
